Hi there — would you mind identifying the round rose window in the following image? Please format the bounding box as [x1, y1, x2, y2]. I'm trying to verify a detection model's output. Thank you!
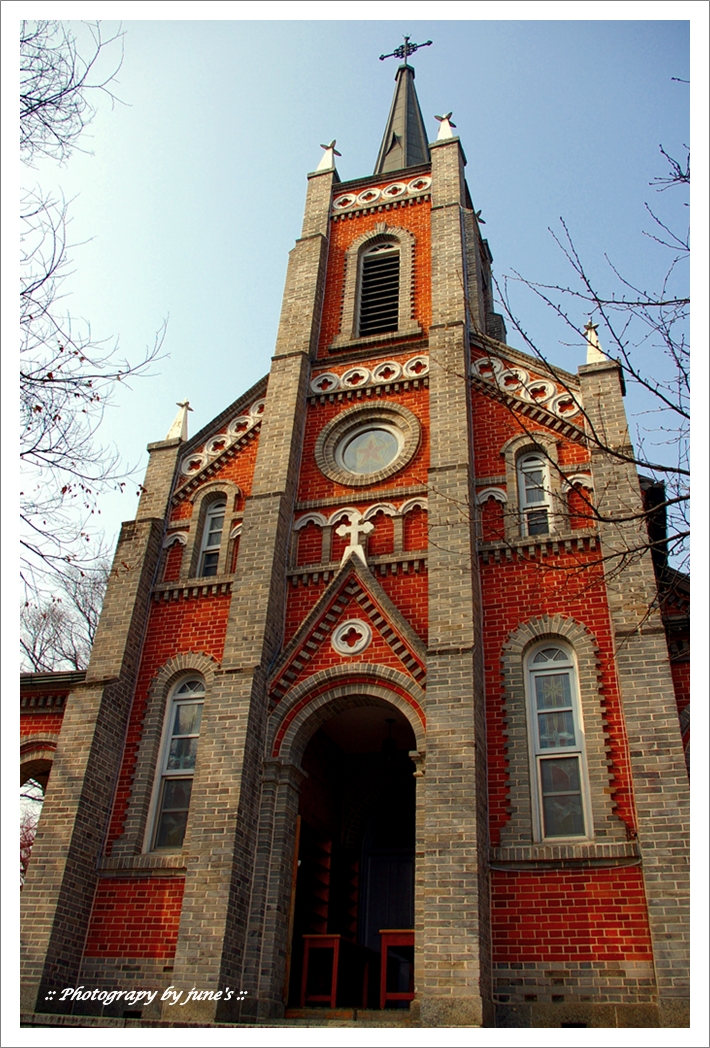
[314, 403, 421, 487]
[336, 426, 402, 475]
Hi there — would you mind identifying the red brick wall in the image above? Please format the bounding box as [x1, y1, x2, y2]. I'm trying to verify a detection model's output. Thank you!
[670, 659, 690, 754]
[297, 522, 323, 566]
[378, 570, 428, 644]
[481, 549, 635, 845]
[162, 542, 184, 582]
[403, 505, 427, 551]
[84, 877, 184, 959]
[480, 496, 505, 543]
[367, 511, 394, 556]
[20, 711, 64, 737]
[568, 485, 595, 530]
[492, 866, 653, 962]
[670, 659, 689, 710]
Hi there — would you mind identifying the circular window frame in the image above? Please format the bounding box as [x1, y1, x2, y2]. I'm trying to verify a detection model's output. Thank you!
[315, 403, 421, 487]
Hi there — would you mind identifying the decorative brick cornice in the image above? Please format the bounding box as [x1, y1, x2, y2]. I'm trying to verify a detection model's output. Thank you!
[152, 579, 232, 602]
[20, 670, 86, 694]
[479, 530, 599, 562]
[20, 693, 68, 711]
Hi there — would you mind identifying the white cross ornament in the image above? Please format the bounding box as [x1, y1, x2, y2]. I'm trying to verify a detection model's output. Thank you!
[336, 511, 374, 566]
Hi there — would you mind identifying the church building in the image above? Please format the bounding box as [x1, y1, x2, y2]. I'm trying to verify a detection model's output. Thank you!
[21, 47, 690, 1029]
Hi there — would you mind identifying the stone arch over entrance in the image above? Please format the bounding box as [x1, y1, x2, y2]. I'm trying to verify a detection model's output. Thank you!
[246, 667, 426, 1017]
[268, 663, 426, 764]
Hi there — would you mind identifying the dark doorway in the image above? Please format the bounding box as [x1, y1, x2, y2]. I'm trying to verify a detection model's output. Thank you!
[287, 705, 416, 1008]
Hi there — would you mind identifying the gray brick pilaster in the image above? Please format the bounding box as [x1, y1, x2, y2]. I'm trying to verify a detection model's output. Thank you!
[165, 170, 334, 1023]
[419, 137, 491, 1027]
[245, 761, 305, 1017]
[135, 437, 182, 520]
[578, 359, 689, 1015]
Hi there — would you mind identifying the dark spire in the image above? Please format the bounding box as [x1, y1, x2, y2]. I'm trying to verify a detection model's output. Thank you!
[375, 37, 432, 175]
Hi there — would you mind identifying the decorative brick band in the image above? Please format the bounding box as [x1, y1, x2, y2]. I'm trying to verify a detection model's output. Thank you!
[310, 355, 429, 395]
[471, 373, 586, 441]
[287, 555, 430, 585]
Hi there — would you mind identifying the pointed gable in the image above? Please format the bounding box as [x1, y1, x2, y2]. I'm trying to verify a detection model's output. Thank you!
[170, 379, 268, 510]
[270, 558, 426, 705]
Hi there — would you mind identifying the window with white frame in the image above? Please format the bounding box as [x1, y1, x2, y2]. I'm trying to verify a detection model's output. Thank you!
[358, 242, 400, 336]
[526, 643, 590, 840]
[518, 453, 551, 536]
[152, 678, 205, 849]
[199, 498, 226, 576]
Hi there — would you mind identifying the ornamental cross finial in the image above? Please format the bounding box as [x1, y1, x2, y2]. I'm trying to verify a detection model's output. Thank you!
[379, 35, 432, 65]
[336, 511, 374, 566]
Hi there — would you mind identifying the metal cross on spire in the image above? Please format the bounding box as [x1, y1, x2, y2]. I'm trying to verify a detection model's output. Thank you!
[379, 35, 432, 65]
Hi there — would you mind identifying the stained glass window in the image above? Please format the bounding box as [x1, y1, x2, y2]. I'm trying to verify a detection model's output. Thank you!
[336, 425, 403, 476]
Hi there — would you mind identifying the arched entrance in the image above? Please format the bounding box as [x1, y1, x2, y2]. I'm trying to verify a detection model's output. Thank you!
[286, 701, 417, 1008]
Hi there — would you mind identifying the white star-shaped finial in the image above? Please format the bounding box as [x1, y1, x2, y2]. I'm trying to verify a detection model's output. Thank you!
[316, 139, 342, 171]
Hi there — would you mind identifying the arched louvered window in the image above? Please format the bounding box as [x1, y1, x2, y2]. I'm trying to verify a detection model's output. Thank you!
[358, 242, 400, 336]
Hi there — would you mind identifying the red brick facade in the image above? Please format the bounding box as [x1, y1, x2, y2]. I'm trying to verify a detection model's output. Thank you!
[21, 84, 689, 1029]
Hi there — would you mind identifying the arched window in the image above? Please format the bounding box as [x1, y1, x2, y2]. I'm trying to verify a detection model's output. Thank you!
[199, 498, 227, 576]
[525, 643, 590, 840]
[358, 241, 400, 336]
[152, 678, 205, 850]
[518, 454, 551, 536]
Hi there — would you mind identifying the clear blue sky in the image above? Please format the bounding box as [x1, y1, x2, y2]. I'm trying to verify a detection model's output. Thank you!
[13, 10, 698, 559]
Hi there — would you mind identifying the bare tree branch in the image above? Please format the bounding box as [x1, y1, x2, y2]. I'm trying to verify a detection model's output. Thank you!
[19, 22, 166, 601]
